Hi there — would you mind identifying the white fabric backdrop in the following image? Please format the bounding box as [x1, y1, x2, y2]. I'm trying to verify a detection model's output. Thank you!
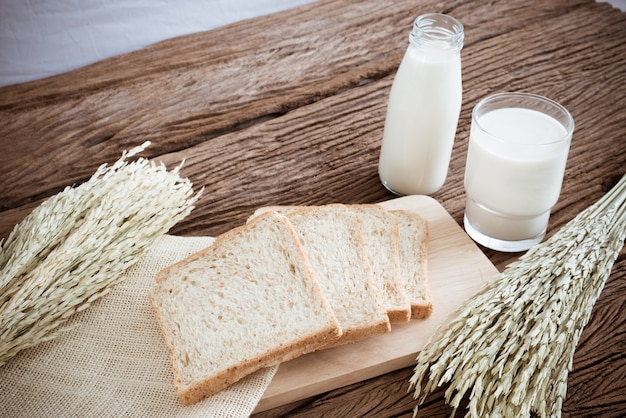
[0, 0, 315, 87]
[0, 0, 624, 87]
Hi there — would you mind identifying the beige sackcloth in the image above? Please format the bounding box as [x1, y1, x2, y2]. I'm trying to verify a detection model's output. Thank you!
[0, 235, 278, 417]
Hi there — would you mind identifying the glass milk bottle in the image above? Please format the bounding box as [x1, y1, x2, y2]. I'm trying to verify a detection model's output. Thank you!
[378, 13, 464, 195]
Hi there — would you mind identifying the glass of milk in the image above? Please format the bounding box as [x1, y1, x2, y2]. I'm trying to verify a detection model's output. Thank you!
[463, 92, 574, 252]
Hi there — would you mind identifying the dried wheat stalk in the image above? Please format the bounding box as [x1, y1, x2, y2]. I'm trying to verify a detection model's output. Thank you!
[0, 142, 202, 366]
[410, 173, 626, 417]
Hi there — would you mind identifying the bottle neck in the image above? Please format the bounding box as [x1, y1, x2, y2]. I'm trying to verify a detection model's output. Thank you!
[409, 13, 464, 53]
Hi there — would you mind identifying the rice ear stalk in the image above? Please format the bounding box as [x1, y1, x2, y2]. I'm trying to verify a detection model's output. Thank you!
[410, 173, 626, 418]
[0, 142, 202, 366]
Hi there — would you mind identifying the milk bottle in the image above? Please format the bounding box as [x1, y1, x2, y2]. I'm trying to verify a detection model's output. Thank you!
[378, 13, 464, 195]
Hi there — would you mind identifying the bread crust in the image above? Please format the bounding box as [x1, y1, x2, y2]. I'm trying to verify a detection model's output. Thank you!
[149, 212, 341, 405]
[347, 204, 412, 324]
[176, 323, 341, 405]
[252, 204, 392, 347]
[391, 209, 433, 320]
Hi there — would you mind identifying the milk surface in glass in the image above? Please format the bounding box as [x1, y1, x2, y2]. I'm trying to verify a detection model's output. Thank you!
[464, 106, 571, 243]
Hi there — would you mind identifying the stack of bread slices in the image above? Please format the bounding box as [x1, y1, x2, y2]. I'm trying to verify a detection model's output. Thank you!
[149, 203, 431, 405]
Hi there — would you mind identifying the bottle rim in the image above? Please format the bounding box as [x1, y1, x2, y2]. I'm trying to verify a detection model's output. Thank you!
[410, 13, 464, 52]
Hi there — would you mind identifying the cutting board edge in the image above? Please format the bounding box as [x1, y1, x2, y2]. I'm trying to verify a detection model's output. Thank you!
[254, 351, 419, 413]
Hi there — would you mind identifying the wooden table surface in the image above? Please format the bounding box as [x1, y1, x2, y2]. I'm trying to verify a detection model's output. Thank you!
[1, 0, 625, 416]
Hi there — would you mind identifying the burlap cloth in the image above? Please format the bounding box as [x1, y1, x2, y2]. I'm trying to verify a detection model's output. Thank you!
[0, 234, 278, 417]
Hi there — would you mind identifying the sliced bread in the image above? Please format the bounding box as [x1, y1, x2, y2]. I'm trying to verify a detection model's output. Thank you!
[391, 210, 432, 319]
[251, 204, 391, 345]
[345, 204, 411, 323]
[148, 211, 341, 405]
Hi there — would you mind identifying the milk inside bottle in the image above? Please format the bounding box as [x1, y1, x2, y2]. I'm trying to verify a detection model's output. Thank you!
[378, 13, 464, 196]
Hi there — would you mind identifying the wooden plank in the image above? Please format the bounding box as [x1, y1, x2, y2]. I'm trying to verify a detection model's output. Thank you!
[255, 195, 499, 412]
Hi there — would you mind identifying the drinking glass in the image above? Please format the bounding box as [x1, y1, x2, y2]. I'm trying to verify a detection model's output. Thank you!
[463, 92, 574, 252]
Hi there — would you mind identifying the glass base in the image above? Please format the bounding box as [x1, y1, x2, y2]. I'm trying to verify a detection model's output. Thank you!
[463, 198, 548, 252]
[464, 214, 544, 252]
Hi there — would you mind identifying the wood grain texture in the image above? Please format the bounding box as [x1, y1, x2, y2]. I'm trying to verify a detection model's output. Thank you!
[1, 0, 625, 416]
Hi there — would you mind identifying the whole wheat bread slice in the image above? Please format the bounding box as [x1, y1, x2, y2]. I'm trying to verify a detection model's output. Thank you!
[345, 204, 411, 323]
[391, 210, 432, 319]
[149, 211, 341, 405]
[251, 204, 391, 345]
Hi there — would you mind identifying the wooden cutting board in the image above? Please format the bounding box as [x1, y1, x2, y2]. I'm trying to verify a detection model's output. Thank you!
[255, 195, 500, 413]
